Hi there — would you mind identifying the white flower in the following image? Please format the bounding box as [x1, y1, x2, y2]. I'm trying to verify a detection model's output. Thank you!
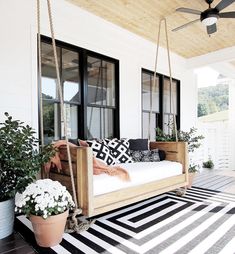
[15, 179, 74, 219]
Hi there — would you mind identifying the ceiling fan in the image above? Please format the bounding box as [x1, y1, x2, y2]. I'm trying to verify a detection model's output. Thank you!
[172, 0, 235, 35]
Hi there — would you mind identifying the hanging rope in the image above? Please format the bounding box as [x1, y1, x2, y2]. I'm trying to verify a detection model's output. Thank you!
[164, 18, 178, 142]
[46, 0, 79, 210]
[37, 0, 96, 233]
[150, 17, 178, 141]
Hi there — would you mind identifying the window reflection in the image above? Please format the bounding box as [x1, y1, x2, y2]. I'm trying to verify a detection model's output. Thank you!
[152, 76, 159, 112]
[41, 42, 80, 144]
[87, 56, 115, 107]
[87, 107, 114, 139]
[171, 81, 177, 115]
[42, 77, 57, 99]
[43, 101, 60, 144]
[142, 112, 156, 140]
[62, 49, 80, 103]
[61, 104, 78, 139]
[41, 42, 60, 100]
[142, 73, 151, 111]
[163, 79, 171, 114]
[142, 71, 160, 140]
[163, 78, 177, 115]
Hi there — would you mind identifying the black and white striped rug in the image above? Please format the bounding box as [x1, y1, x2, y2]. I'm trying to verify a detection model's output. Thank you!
[15, 186, 235, 254]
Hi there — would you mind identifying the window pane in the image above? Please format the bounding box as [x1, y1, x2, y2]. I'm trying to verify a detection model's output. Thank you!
[142, 73, 151, 111]
[87, 107, 101, 139]
[163, 114, 169, 134]
[171, 81, 177, 115]
[87, 107, 114, 139]
[43, 101, 60, 144]
[61, 104, 78, 139]
[102, 60, 115, 107]
[87, 57, 103, 105]
[62, 49, 80, 103]
[163, 78, 171, 113]
[142, 112, 149, 139]
[142, 112, 156, 140]
[101, 108, 114, 138]
[150, 113, 156, 141]
[41, 77, 57, 99]
[163, 114, 174, 135]
[152, 75, 159, 112]
[41, 42, 60, 100]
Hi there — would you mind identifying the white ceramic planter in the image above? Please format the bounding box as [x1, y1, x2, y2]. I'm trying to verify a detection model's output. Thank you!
[0, 198, 14, 239]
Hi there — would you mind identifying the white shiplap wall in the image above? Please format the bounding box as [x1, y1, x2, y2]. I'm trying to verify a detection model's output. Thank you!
[0, 0, 197, 138]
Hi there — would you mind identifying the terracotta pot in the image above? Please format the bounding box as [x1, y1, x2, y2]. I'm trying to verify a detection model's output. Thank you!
[187, 172, 196, 189]
[30, 210, 68, 247]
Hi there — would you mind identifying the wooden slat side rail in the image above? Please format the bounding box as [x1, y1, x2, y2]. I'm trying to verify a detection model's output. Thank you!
[150, 141, 188, 170]
[76, 146, 94, 216]
[150, 141, 189, 185]
[50, 172, 76, 195]
[50, 161, 77, 176]
[58, 145, 77, 162]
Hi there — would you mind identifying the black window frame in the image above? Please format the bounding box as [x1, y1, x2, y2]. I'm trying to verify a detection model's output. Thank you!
[141, 68, 180, 138]
[39, 35, 120, 143]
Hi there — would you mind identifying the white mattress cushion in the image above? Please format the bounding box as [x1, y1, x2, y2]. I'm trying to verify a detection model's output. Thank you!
[93, 160, 183, 196]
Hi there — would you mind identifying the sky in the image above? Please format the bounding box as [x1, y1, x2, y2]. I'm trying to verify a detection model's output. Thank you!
[194, 67, 220, 88]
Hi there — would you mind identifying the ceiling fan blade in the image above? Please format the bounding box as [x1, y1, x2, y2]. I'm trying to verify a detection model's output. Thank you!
[176, 7, 201, 15]
[207, 23, 217, 35]
[215, 0, 235, 12]
[172, 19, 200, 32]
[219, 11, 235, 18]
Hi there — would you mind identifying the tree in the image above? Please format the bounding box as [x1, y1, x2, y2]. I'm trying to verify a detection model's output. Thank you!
[198, 103, 208, 117]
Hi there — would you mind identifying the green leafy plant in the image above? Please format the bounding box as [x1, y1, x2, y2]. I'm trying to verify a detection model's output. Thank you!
[203, 159, 214, 169]
[156, 126, 204, 173]
[0, 112, 55, 202]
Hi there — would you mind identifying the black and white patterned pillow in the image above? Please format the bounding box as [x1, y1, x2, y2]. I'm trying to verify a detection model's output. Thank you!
[107, 138, 133, 164]
[86, 140, 116, 165]
[130, 149, 160, 162]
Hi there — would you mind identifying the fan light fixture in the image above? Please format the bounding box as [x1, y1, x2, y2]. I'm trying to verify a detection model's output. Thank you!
[173, 0, 235, 35]
[201, 16, 218, 26]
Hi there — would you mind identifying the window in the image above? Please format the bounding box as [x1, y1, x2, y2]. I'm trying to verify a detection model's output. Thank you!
[163, 78, 179, 135]
[142, 69, 180, 139]
[87, 56, 117, 139]
[142, 72, 160, 140]
[40, 37, 119, 144]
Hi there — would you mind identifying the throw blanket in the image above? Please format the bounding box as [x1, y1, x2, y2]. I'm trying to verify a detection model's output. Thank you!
[44, 140, 130, 181]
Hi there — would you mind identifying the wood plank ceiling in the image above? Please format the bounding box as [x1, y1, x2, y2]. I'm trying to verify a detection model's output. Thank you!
[66, 0, 235, 58]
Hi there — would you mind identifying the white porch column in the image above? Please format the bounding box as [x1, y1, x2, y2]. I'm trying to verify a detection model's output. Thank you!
[229, 79, 235, 170]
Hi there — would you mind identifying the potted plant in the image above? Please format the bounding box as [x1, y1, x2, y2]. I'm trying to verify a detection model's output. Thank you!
[203, 158, 214, 169]
[0, 112, 55, 239]
[156, 126, 204, 188]
[15, 179, 74, 247]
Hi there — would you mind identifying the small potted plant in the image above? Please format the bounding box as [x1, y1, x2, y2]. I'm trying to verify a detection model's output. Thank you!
[203, 158, 214, 169]
[15, 179, 74, 247]
[0, 112, 55, 239]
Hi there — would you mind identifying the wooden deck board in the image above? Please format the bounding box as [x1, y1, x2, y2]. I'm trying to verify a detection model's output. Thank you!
[0, 233, 35, 254]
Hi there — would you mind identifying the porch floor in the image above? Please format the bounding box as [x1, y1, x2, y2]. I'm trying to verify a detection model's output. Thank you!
[1, 169, 235, 254]
[194, 169, 235, 194]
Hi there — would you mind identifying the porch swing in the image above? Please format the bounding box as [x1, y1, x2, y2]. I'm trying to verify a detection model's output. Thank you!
[38, 0, 188, 220]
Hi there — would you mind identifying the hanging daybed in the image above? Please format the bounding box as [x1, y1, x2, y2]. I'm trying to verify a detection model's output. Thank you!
[50, 141, 188, 217]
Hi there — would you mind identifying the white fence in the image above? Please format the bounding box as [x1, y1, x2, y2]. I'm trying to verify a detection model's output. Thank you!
[195, 120, 229, 170]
